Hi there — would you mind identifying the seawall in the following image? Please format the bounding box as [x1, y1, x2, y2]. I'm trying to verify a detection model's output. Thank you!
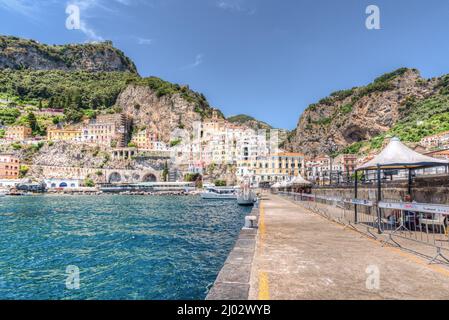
[206, 205, 259, 300]
[312, 175, 449, 204]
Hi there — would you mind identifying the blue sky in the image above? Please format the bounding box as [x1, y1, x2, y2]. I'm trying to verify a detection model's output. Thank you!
[1, 0, 449, 129]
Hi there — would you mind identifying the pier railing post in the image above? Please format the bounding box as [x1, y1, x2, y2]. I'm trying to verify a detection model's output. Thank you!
[376, 165, 383, 234]
[354, 170, 358, 224]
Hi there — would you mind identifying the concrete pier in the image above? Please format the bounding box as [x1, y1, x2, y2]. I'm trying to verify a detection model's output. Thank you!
[248, 194, 449, 300]
[206, 207, 259, 300]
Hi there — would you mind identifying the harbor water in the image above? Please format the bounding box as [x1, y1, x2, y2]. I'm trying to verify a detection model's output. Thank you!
[0, 195, 251, 300]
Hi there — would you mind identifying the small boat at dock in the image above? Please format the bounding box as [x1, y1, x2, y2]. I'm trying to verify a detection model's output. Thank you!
[237, 190, 257, 206]
[201, 187, 238, 200]
[237, 180, 257, 206]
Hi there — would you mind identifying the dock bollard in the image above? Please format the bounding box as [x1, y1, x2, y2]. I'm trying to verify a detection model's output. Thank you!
[244, 216, 257, 229]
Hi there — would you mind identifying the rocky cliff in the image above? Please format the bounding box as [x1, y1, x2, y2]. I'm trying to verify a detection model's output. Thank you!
[0, 36, 137, 73]
[116, 83, 215, 143]
[0, 36, 277, 140]
[284, 68, 439, 155]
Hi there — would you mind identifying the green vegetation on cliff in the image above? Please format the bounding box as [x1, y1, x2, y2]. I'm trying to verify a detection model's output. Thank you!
[0, 69, 137, 109]
[0, 69, 212, 123]
[341, 77, 449, 155]
[0, 36, 137, 73]
[307, 68, 412, 114]
[227, 114, 272, 130]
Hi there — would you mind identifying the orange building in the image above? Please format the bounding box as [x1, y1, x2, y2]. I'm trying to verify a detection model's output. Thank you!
[5, 126, 32, 141]
[0, 154, 20, 179]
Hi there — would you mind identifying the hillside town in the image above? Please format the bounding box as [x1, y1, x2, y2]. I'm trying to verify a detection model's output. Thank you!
[1, 106, 449, 194]
[4, 2, 449, 303]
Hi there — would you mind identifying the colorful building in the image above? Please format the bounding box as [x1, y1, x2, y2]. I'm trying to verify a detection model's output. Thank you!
[305, 156, 331, 183]
[131, 128, 159, 149]
[95, 114, 131, 147]
[0, 154, 20, 179]
[420, 131, 449, 149]
[47, 126, 82, 142]
[333, 154, 357, 180]
[82, 122, 117, 146]
[82, 113, 131, 147]
[237, 151, 305, 185]
[5, 126, 32, 141]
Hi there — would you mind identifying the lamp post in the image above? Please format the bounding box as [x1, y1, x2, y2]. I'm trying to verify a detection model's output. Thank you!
[376, 164, 383, 234]
[328, 144, 338, 186]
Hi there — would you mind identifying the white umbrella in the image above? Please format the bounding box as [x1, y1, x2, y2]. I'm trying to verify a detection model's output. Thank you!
[271, 182, 281, 189]
[280, 181, 290, 188]
[357, 137, 449, 171]
[291, 174, 312, 186]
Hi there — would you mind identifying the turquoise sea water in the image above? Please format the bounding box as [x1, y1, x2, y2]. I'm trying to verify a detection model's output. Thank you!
[0, 195, 251, 300]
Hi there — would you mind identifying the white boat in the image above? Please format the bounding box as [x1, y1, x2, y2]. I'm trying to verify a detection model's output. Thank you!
[201, 187, 238, 200]
[237, 180, 257, 206]
[237, 190, 257, 206]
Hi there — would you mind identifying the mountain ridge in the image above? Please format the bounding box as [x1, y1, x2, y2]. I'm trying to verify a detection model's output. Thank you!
[283, 68, 449, 156]
[227, 114, 273, 130]
[0, 35, 137, 73]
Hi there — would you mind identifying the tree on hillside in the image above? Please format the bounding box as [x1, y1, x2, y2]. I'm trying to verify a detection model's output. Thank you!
[162, 161, 169, 182]
[27, 112, 38, 133]
[64, 107, 83, 123]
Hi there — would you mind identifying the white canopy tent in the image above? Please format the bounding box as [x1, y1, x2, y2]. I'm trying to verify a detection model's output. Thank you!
[291, 174, 312, 186]
[271, 182, 281, 189]
[280, 181, 290, 188]
[354, 137, 449, 233]
[357, 137, 449, 171]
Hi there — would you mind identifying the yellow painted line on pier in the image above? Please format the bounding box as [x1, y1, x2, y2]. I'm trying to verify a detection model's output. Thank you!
[257, 201, 270, 300]
[258, 271, 270, 300]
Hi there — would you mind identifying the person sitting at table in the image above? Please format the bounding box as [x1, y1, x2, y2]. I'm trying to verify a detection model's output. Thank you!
[387, 209, 401, 226]
[403, 194, 418, 230]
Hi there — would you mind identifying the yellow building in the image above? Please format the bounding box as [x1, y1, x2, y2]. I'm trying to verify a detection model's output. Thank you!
[47, 126, 82, 142]
[131, 128, 159, 149]
[237, 152, 305, 184]
[5, 126, 32, 141]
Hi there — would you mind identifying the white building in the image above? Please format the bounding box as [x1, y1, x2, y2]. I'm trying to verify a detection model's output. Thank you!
[0, 179, 21, 188]
[44, 178, 82, 189]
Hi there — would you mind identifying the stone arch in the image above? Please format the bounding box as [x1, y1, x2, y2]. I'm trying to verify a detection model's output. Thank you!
[109, 172, 122, 183]
[142, 173, 157, 182]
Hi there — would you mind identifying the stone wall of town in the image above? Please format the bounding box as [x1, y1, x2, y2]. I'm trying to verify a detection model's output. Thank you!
[312, 175, 449, 205]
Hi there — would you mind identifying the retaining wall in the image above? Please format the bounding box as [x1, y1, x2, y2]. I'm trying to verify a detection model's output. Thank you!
[313, 175, 449, 204]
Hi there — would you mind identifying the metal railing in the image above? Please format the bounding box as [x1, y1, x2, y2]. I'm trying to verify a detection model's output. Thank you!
[277, 191, 449, 264]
